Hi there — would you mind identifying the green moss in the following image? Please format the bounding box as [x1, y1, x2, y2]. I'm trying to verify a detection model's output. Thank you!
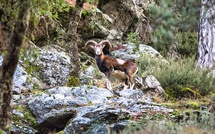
[31, 89, 43, 94]
[82, 24, 94, 33]
[0, 129, 7, 134]
[88, 101, 93, 106]
[211, 93, 215, 102]
[67, 75, 80, 87]
[185, 101, 200, 109]
[181, 87, 202, 98]
[82, 10, 88, 16]
[183, 109, 192, 116]
[56, 130, 64, 134]
[126, 32, 140, 47]
[172, 109, 180, 117]
[13, 105, 40, 130]
[160, 102, 178, 108]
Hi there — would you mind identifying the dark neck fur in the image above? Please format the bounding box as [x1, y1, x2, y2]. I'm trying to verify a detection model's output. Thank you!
[95, 54, 104, 66]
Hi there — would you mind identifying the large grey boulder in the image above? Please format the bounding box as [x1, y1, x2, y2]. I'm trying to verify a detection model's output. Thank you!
[30, 45, 71, 86]
[111, 43, 165, 61]
[98, 0, 151, 42]
[78, 8, 113, 40]
[63, 104, 131, 134]
[0, 55, 45, 94]
[136, 75, 164, 94]
[28, 86, 173, 133]
[28, 86, 114, 131]
[0, 43, 72, 93]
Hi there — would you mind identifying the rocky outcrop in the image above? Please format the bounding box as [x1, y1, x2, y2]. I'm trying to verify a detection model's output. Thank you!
[30, 45, 71, 86]
[136, 75, 164, 94]
[78, 8, 113, 40]
[0, 55, 45, 94]
[97, 0, 151, 42]
[110, 43, 166, 61]
[0, 43, 72, 93]
[27, 86, 173, 133]
[76, 0, 152, 44]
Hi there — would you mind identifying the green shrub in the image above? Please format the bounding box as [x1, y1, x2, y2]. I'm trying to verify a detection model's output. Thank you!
[185, 101, 200, 109]
[126, 32, 140, 46]
[122, 112, 215, 134]
[176, 31, 198, 57]
[136, 54, 164, 77]
[211, 93, 215, 102]
[146, 0, 200, 57]
[156, 58, 215, 98]
[137, 55, 215, 99]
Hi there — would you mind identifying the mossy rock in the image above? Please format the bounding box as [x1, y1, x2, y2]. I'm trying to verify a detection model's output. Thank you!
[56, 130, 64, 134]
[13, 105, 40, 130]
[67, 75, 80, 87]
[181, 87, 202, 98]
[185, 101, 200, 109]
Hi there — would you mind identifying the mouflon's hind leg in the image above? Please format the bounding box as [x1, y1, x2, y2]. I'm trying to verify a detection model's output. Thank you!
[123, 76, 129, 90]
[129, 67, 138, 89]
[106, 78, 112, 90]
[105, 70, 112, 90]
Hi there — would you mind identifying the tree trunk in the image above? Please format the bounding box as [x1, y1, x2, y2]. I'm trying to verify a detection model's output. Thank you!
[0, 0, 30, 133]
[197, 0, 215, 68]
[67, 1, 85, 80]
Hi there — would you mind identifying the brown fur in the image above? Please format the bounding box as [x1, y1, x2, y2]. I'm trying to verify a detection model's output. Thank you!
[85, 40, 138, 90]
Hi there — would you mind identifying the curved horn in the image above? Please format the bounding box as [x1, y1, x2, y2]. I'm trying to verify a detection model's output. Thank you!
[99, 40, 112, 52]
[84, 40, 98, 50]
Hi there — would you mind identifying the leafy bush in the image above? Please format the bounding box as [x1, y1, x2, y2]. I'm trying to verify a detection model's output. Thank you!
[137, 55, 215, 99]
[126, 32, 140, 46]
[146, 0, 200, 56]
[0, 0, 71, 27]
[175, 31, 198, 57]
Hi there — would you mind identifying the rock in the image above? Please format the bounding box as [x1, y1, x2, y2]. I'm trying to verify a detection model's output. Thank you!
[85, 65, 95, 77]
[34, 45, 71, 86]
[27, 86, 114, 131]
[48, 86, 73, 96]
[118, 88, 144, 100]
[111, 43, 167, 61]
[136, 75, 164, 94]
[13, 109, 24, 117]
[28, 85, 173, 133]
[63, 104, 132, 134]
[28, 92, 77, 131]
[99, 0, 151, 42]
[110, 42, 138, 61]
[0, 55, 45, 94]
[71, 86, 113, 104]
[78, 8, 113, 40]
[19, 44, 71, 87]
[11, 124, 39, 134]
[138, 44, 163, 58]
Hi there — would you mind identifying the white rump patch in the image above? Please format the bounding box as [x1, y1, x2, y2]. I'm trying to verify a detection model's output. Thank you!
[116, 58, 125, 65]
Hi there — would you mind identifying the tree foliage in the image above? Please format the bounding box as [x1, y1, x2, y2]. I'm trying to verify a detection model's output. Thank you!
[146, 0, 200, 57]
[0, 0, 71, 29]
